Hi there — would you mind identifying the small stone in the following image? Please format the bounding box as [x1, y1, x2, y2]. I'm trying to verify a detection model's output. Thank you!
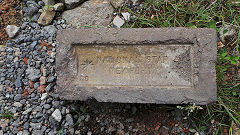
[194, 132, 200, 135]
[232, 1, 240, 4]
[69, 128, 75, 135]
[131, 0, 139, 5]
[13, 102, 23, 108]
[40, 76, 47, 85]
[110, 0, 125, 8]
[14, 94, 22, 101]
[32, 13, 41, 22]
[32, 130, 43, 135]
[37, 11, 56, 26]
[28, 80, 35, 88]
[42, 68, 48, 76]
[17, 131, 23, 135]
[6, 25, 20, 38]
[200, 131, 205, 135]
[52, 109, 62, 122]
[75, 130, 81, 134]
[48, 130, 54, 135]
[121, 12, 130, 22]
[26, 4, 39, 16]
[53, 3, 65, 11]
[45, 84, 52, 92]
[52, 101, 59, 108]
[219, 25, 237, 44]
[34, 82, 40, 89]
[22, 130, 30, 135]
[38, 1, 45, 6]
[37, 85, 46, 93]
[30, 41, 38, 50]
[189, 128, 197, 133]
[43, 25, 57, 36]
[132, 106, 137, 114]
[66, 114, 74, 126]
[41, 93, 48, 100]
[47, 76, 55, 83]
[43, 0, 55, 5]
[30, 123, 41, 129]
[113, 15, 125, 28]
[0, 85, 3, 92]
[26, 68, 41, 81]
[87, 131, 92, 135]
[23, 122, 30, 129]
[15, 77, 23, 88]
[62, 0, 85, 9]
[44, 104, 51, 109]
[23, 108, 32, 115]
[85, 114, 90, 122]
[0, 119, 9, 128]
[0, 61, 4, 67]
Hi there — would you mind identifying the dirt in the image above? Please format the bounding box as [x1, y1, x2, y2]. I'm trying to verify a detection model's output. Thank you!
[70, 100, 217, 135]
[0, 0, 22, 45]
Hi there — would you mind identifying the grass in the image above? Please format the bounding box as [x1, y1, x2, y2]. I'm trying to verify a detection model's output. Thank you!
[0, 110, 14, 119]
[122, 0, 240, 134]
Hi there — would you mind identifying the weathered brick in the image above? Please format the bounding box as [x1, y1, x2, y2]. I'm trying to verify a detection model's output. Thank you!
[56, 28, 217, 104]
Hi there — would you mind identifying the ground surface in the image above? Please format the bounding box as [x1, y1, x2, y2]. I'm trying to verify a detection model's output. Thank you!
[0, 0, 239, 135]
[0, 0, 22, 45]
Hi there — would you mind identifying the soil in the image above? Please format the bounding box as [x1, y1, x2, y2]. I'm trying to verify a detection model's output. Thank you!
[70, 100, 217, 135]
[0, 0, 22, 45]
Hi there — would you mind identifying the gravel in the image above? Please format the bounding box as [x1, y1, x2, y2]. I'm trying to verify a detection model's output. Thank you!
[52, 109, 62, 122]
[6, 25, 20, 38]
[26, 67, 41, 81]
[113, 15, 125, 28]
[0, 2, 72, 132]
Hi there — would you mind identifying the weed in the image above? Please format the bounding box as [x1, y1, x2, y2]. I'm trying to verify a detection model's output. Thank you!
[123, 0, 240, 133]
[58, 129, 65, 135]
[72, 106, 87, 128]
[177, 103, 203, 116]
[0, 110, 14, 119]
[43, 5, 54, 11]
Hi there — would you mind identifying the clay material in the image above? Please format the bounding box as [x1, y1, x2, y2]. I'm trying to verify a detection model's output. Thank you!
[56, 28, 217, 105]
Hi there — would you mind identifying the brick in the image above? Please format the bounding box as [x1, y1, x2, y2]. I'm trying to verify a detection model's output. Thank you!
[56, 28, 217, 104]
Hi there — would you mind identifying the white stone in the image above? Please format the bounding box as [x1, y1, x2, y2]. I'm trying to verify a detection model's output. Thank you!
[54, 3, 65, 11]
[113, 15, 125, 28]
[121, 12, 130, 22]
[87, 131, 92, 135]
[6, 25, 20, 38]
[131, 0, 139, 5]
[194, 132, 200, 135]
[17, 131, 23, 135]
[52, 109, 62, 122]
[22, 108, 32, 115]
[13, 102, 23, 108]
[41, 93, 48, 100]
[13, 57, 19, 63]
